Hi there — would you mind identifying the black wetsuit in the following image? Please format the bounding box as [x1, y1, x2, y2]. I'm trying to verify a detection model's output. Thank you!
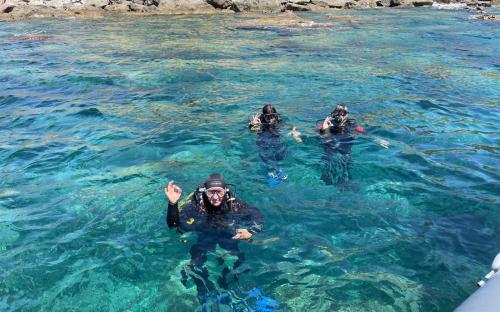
[319, 119, 356, 187]
[251, 115, 287, 175]
[167, 190, 264, 298]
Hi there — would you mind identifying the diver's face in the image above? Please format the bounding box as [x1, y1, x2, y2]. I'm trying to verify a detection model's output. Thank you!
[205, 187, 226, 207]
[334, 114, 347, 125]
[264, 113, 278, 124]
[331, 109, 348, 126]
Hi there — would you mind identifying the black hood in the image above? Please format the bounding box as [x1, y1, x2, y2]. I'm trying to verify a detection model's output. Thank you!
[204, 173, 227, 189]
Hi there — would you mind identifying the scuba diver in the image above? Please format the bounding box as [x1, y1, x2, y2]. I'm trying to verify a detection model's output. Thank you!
[317, 104, 365, 187]
[249, 104, 301, 187]
[165, 173, 264, 305]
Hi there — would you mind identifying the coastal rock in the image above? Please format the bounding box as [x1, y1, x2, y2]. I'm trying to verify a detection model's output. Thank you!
[468, 0, 492, 6]
[14, 0, 64, 9]
[0, 0, 105, 18]
[0, 3, 53, 17]
[389, 0, 431, 6]
[128, 2, 146, 10]
[231, 0, 282, 12]
[157, 0, 214, 9]
[206, 0, 233, 9]
[287, 0, 310, 4]
[412, 0, 432, 5]
[285, 2, 311, 10]
[129, 2, 157, 10]
[85, 0, 109, 7]
[0, 0, 477, 20]
[310, 0, 356, 8]
[2, 5, 15, 12]
[354, 0, 379, 7]
[104, 2, 130, 10]
[233, 12, 333, 28]
[471, 13, 500, 20]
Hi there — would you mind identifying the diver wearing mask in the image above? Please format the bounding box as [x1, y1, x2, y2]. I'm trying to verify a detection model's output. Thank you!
[319, 104, 356, 135]
[248, 104, 294, 186]
[165, 173, 264, 301]
[318, 105, 365, 187]
[249, 104, 282, 131]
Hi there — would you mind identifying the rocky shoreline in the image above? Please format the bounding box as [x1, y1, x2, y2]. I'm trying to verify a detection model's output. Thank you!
[0, 0, 498, 20]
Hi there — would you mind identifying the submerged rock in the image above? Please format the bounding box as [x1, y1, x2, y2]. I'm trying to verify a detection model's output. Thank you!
[233, 12, 334, 29]
[471, 13, 500, 20]
[14, 34, 55, 41]
[74, 107, 104, 117]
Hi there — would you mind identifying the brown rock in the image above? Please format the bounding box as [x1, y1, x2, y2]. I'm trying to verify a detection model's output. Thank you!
[285, 2, 311, 10]
[103, 2, 130, 10]
[311, 0, 348, 7]
[128, 2, 145, 10]
[412, 0, 432, 6]
[231, 0, 282, 12]
[84, 0, 109, 8]
[471, 13, 500, 20]
[157, 0, 213, 9]
[2, 4, 15, 11]
[207, 0, 233, 9]
[233, 12, 333, 28]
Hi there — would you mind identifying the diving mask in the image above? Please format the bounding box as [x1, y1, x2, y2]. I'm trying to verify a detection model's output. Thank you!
[205, 187, 226, 199]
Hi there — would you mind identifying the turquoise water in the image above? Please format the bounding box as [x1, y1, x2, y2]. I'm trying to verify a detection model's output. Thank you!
[0, 8, 499, 311]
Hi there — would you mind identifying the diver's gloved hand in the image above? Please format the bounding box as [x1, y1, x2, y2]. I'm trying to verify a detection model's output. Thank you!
[165, 180, 182, 204]
[232, 229, 252, 240]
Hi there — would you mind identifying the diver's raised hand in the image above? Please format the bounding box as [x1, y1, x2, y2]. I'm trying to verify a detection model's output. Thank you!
[250, 113, 261, 126]
[165, 180, 182, 204]
[232, 229, 252, 240]
[288, 126, 302, 143]
[322, 117, 333, 130]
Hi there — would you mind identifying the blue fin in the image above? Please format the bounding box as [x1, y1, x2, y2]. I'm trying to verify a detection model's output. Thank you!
[245, 288, 279, 312]
[201, 292, 231, 312]
[266, 170, 288, 188]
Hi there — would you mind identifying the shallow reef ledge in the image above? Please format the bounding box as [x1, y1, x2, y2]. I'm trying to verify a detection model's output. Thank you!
[0, 0, 499, 20]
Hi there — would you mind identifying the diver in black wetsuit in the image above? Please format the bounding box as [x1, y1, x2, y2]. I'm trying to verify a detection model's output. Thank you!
[249, 105, 301, 185]
[318, 104, 365, 187]
[165, 173, 264, 302]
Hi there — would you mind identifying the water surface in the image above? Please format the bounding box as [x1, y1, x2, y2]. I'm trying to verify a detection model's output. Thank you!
[0, 8, 499, 311]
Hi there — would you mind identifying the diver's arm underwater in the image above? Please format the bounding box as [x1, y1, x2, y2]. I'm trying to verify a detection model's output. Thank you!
[231, 198, 264, 239]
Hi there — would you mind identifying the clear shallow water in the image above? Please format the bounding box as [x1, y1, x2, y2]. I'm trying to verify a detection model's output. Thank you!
[0, 8, 499, 311]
